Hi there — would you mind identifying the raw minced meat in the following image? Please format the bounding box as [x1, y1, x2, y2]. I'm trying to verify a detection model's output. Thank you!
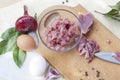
[45, 18, 80, 50]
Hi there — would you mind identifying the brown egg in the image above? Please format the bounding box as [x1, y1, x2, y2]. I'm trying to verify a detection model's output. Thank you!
[17, 34, 36, 51]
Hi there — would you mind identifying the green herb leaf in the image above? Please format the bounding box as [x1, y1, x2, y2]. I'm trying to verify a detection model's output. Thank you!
[110, 1, 120, 10]
[95, 1, 120, 21]
[0, 29, 21, 55]
[104, 9, 119, 17]
[114, 13, 120, 17]
[1, 27, 18, 40]
[13, 45, 26, 68]
[0, 40, 8, 55]
[6, 32, 20, 51]
[0, 26, 28, 68]
[112, 16, 120, 21]
[34, 13, 37, 20]
[0, 27, 26, 68]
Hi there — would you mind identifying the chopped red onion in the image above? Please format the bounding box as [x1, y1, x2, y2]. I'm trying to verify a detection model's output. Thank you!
[106, 39, 111, 44]
[78, 12, 93, 34]
[77, 37, 100, 62]
[45, 67, 60, 80]
[50, 67, 59, 75]
[45, 18, 79, 50]
[113, 52, 120, 62]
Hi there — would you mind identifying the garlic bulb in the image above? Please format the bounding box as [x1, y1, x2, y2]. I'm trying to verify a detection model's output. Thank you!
[29, 54, 49, 76]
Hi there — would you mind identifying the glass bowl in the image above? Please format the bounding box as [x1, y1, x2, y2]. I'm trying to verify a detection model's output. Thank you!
[38, 9, 82, 52]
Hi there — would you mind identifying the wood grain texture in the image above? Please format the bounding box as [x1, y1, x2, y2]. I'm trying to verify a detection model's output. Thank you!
[37, 4, 120, 80]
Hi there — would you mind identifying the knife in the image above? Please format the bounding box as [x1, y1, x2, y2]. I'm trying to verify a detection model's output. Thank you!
[95, 52, 120, 64]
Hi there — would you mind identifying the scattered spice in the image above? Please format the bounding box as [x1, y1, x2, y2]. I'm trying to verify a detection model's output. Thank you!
[106, 39, 111, 44]
[66, 0, 68, 2]
[81, 68, 104, 80]
[92, 67, 95, 70]
[81, 68, 105, 80]
[62, 0, 69, 4]
[96, 70, 100, 77]
[85, 71, 88, 77]
[62, 2, 65, 4]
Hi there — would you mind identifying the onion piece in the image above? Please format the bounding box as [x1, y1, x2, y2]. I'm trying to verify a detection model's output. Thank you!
[77, 37, 100, 62]
[78, 12, 94, 34]
[113, 52, 120, 62]
[45, 67, 61, 80]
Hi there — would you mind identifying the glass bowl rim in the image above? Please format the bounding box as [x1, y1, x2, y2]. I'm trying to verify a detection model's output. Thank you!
[38, 8, 82, 52]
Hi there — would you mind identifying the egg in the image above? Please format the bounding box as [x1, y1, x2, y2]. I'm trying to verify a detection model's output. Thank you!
[17, 34, 36, 51]
[29, 54, 49, 76]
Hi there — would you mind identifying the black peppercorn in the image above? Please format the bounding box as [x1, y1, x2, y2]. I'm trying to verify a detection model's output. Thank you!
[66, 0, 69, 2]
[85, 71, 88, 76]
[62, 2, 64, 4]
[92, 67, 95, 70]
[96, 70, 100, 77]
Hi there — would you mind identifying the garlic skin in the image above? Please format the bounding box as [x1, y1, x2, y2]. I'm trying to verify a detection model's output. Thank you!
[29, 54, 49, 76]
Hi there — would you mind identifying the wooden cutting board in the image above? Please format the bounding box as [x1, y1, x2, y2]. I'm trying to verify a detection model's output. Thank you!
[37, 4, 120, 80]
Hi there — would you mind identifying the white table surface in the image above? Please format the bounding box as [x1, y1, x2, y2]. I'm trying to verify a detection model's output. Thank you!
[0, 0, 120, 80]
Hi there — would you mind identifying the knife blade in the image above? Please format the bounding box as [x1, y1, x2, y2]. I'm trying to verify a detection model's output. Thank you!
[95, 52, 120, 64]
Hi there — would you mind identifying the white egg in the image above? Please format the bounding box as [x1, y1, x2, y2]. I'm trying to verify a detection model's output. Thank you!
[29, 54, 49, 76]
